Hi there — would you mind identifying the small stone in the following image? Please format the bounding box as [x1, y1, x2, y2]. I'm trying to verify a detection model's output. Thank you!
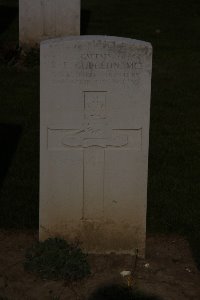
[185, 267, 192, 273]
[120, 270, 131, 277]
[144, 263, 150, 269]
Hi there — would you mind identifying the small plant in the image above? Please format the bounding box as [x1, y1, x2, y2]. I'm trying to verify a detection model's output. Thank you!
[24, 237, 90, 281]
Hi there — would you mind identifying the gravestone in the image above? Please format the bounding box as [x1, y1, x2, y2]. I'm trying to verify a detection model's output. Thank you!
[19, 0, 80, 47]
[40, 36, 152, 256]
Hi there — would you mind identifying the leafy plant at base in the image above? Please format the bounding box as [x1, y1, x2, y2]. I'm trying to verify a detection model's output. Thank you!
[24, 238, 90, 281]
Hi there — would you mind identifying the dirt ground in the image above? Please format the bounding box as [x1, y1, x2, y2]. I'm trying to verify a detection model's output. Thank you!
[0, 231, 200, 300]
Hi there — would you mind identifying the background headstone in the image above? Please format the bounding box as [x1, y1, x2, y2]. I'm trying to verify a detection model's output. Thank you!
[19, 0, 80, 48]
[40, 36, 152, 256]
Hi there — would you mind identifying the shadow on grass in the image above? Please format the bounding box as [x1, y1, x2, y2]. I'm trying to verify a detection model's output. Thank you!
[0, 123, 22, 189]
[0, 5, 18, 35]
[88, 284, 162, 300]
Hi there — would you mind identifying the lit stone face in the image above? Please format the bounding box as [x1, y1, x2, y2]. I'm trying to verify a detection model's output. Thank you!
[40, 36, 152, 256]
[19, 0, 80, 47]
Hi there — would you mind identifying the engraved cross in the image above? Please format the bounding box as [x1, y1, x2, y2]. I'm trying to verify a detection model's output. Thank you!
[48, 91, 141, 219]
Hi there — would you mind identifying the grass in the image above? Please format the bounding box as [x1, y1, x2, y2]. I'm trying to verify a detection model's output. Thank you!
[0, 0, 200, 268]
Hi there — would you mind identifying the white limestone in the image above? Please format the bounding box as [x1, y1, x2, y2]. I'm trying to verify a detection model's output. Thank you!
[40, 36, 152, 256]
[19, 0, 80, 47]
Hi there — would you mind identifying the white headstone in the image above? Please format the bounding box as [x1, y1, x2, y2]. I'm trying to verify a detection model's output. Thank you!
[40, 36, 152, 256]
[19, 0, 80, 47]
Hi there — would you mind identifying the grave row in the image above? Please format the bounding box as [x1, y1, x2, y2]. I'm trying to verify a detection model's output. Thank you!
[20, 1, 152, 256]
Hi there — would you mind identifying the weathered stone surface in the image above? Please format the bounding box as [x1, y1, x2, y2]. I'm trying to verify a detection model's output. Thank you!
[40, 36, 152, 256]
[19, 0, 80, 47]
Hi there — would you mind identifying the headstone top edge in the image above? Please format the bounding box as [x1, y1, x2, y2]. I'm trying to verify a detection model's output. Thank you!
[40, 35, 152, 49]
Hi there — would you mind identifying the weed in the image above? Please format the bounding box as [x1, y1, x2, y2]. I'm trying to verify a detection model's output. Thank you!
[24, 237, 91, 281]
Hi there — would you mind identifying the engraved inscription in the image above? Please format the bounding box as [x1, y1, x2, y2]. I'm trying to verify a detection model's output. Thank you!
[51, 42, 150, 85]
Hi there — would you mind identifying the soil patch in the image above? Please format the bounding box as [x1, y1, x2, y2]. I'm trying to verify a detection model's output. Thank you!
[0, 231, 199, 300]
